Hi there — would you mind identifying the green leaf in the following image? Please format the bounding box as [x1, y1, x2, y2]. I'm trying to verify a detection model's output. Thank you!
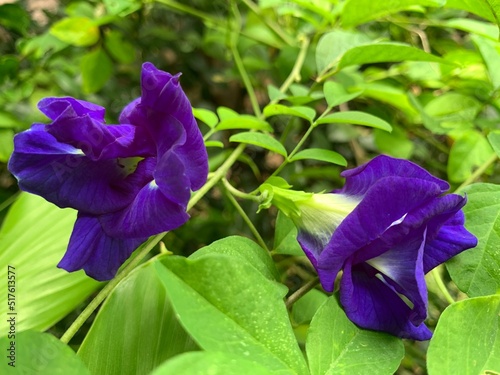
[290, 148, 347, 166]
[374, 127, 414, 159]
[444, 18, 499, 40]
[205, 140, 224, 148]
[338, 43, 451, 70]
[316, 30, 371, 73]
[80, 48, 113, 94]
[0, 4, 30, 35]
[78, 257, 197, 375]
[323, 81, 363, 108]
[103, 0, 142, 16]
[268, 84, 287, 102]
[272, 211, 304, 256]
[230, 132, 288, 157]
[155, 255, 309, 375]
[0, 111, 22, 129]
[427, 295, 500, 374]
[447, 130, 494, 183]
[0, 331, 90, 374]
[447, 183, 500, 297]
[216, 116, 273, 132]
[342, 0, 445, 27]
[445, 0, 496, 22]
[291, 289, 328, 325]
[0, 193, 100, 333]
[190, 236, 280, 281]
[194, 108, 219, 128]
[423, 93, 482, 134]
[488, 131, 500, 157]
[50, 17, 99, 47]
[471, 34, 500, 89]
[307, 296, 404, 375]
[152, 352, 275, 375]
[104, 30, 135, 64]
[485, 0, 500, 30]
[0, 129, 14, 162]
[263, 104, 316, 122]
[362, 83, 419, 118]
[315, 111, 392, 132]
[217, 106, 239, 121]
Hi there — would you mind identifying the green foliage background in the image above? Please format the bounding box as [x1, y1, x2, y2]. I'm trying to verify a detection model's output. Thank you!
[1, 0, 500, 374]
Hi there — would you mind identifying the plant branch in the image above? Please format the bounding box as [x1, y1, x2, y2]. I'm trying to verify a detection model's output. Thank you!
[454, 153, 498, 193]
[285, 277, 319, 309]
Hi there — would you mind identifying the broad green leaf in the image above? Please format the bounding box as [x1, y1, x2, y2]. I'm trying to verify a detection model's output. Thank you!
[315, 111, 392, 132]
[290, 148, 347, 166]
[307, 296, 404, 375]
[447, 183, 500, 297]
[152, 352, 275, 375]
[190, 236, 280, 281]
[488, 131, 500, 157]
[423, 93, 482, 134]
[217, 106, 239, 121]
[216, 116, 273, 132]
[78, 257, 197, 375]
[362, 83, 419, 118]
[50, 17, 99, 47]
[80, 48, 113, 94]
[0, 331, 90, 374]
[447, 131, 494, 183]
[272, 211, 304, 256]
[323, 81, 363, 108]
[342, 0, 445, 27]
[471, 34, 500, 89]
[0, 193, 100, 333]
[193, 108, 219, 128]
[445, 0, 496, 22]
[0, 129, 14, 162]
[427, 295, 500, 374]
[263, 104, 316, 122]
[485, 0, 500, 29]
[230, 132, 288, 157]
[338, 43, 451, 70]
[104, 30, 135, 64]
[316, 30, 371, 73]
[444, 18, 499, 40]
[374, 127, 414, 159]
[291, 289, 328, 325]
[155, 255, 309, 375]
[205, 140, 224, 148]
[103, 0, 141, 16]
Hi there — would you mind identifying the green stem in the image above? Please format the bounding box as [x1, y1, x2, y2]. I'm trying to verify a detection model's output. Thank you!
[222, 178, 261, 202]
[277, 36, 310, 97]
[431, 267, 455, 305]
[59, 235, 163, 344]
[223, 184, 269, 251]
[0, 192, 20, 212]
[240, 0, 295, 46]
[154, 0, 218, 25]
[285, 277, 319, 309]
[454, 152, 498, 193]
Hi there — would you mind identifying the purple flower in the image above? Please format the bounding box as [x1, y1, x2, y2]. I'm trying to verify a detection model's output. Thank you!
[8, 62, 208, 281]
[263, 155, 477, 340]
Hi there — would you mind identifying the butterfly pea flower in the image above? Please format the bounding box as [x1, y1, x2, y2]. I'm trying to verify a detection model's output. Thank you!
[262, 155, 477, 340]
[8, 62, 208, 281]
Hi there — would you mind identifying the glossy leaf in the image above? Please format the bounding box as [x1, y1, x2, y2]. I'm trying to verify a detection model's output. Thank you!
[190, 236, 279, 281]
[315, 111, 392, 132]
[447, 130, 494, 183]
[290, 148, 347, 166]
[272, 211, 304, 256]
[306, 296, 404, 375]
[263, 104, 316, 122]
[50, 17, 99, 47]
[152, 352, 275, 375]
[230, 132, 288, 157]
[338, 43, 451, 70]
[447, 183, 500, 297]
[78, 257, 197, 375]
[0, 193, 100, 333]
[155, 255, 309, 375]
[427, 295, 500, 374]
[80, 48, 113, 94]
[0, 331, 90, 374]
[342, 0, 445, 27]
